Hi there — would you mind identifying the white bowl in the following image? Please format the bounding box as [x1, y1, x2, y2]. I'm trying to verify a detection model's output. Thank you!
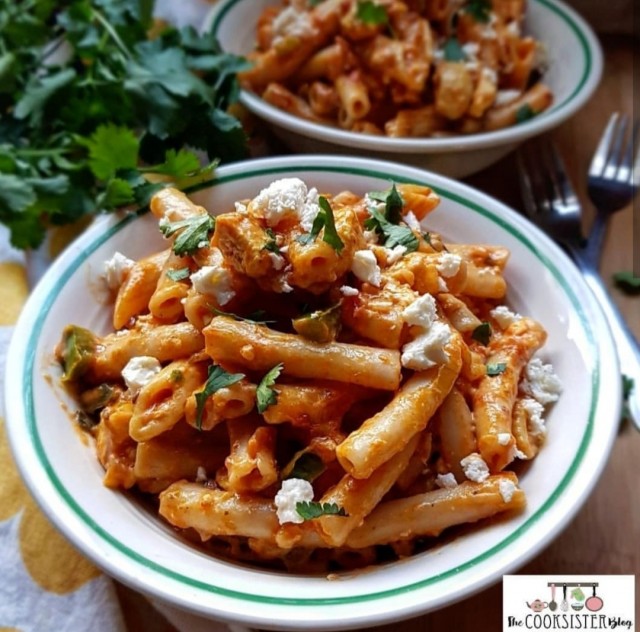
[208, 0, 603, 178]
[5, 155, 620, 631]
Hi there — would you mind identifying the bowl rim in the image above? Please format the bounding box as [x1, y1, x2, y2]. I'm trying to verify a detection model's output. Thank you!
[4, 155, 620, 629]
[208, 0, 603, 154]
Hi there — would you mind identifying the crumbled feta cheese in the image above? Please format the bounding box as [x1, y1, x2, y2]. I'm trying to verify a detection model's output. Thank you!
[103, 251, 134, 290]
[351, 250, 381, 287]
[274, 478, 314, 525]
[482, 66, 498, 84]
[253, 178, 319, 229]
[462, 42, 480, 60]
[268, 252, 286, 271]
[520, 358, 562, 404]
[460, 453, 490, 483]
[403, 211, 422, 232]
[196, 466, 207, 483]
[498, 478, 517, 503]
[494, 89, 522, 107]
[340, 285, 359, 297]
[234, 202, 247, 214]
[384, 244, 407, 265]
[437, 277, 448, 293]
[520, 397, 546, 436]
[122, 356, 161, 396]
[510, 446, 529, 460]
[497, 432, 511, 446]
[363, 229, 379, 244]
[490, 305, 521, 329]
[437, 253, 462, 278]
[403, 293, 437, 329]
[279, 245, 289, 254]
[401, 320, 451, 370]
[506, 20, 521, 36]
[436, 473, 458, 489]
[272, 6, 314, 44]
[273, 275, 294, 293]
[190, 254, 235, 306]
[433, 48, 444, 61]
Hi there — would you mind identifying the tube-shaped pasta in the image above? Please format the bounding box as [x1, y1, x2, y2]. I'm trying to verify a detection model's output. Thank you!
[90, 322, 204, 382]
[511, 397, 545, 460]
[335, 71, 371, 125]
[345, 473, 525, 548]
[438, 293, 482, 332]
[385, 105, 446, 137]
[484, 83, 553, 131]
[315, 434, 419, 546]
[148, 252, 190, 323]
[337, 335, 462, 479]
[434, 61, 474, 120]
[397, 183, 440, 220]
[262, 82, 323, 123]
[129, 360, 208, 442]
[185, 379, 256, 431]
[473, 318, 546, 471]
[114, 250, 168, 329]
[204, 316, 402, 391]
[150, 187, 207, 223]
[308, 81, 339, 116]
[461, 262, 507, 299]
[96, 399, 136, 490]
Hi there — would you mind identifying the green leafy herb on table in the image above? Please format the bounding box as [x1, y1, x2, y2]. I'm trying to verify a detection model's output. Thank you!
[0, 0, 248, 250]
[195, 364, 245, 430]
[256, 363, 284, 413]
[296, 501, 347, 521]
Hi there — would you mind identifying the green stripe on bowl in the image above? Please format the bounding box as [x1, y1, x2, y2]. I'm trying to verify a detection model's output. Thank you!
[25, 164, 598, 606]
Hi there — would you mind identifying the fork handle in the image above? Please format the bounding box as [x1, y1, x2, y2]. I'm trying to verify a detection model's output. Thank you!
[567, 245, 640, 431]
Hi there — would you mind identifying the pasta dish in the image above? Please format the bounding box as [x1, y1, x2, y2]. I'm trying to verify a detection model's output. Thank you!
[56, 178, 561, 571]
[241, 0, 552, 137]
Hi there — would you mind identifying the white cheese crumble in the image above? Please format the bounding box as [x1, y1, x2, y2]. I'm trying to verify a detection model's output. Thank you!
[402, 293, 437, 329]
[498, 478, 517, 503]
[436, 473, 458, 489]
[462, 42, 480, 60]
[497, 432, 512, 446]
[351, 250, 382, 287]
[403, 211, 422, 232]
[190, 252, 235, 306]
[274, 478, 314, 525]
[519, 358, 562, 404]
[103, 251, 134, 290]
[340, 285, 359, 297]
[494, 89, 522, 107]
[121, 356, 161, 396]
[437, 277, 449, 293]
[363, 229, 379, 244]
[384, 244, 407, 265]
[401, 321, 451, 370]
[460, 453, 490, 483]
[268, 252, 286, 271]
[252, 177, 319, 229]
[234, 201, 247, 214]
[437, 253, 462, 278]
[520, 397, 546, 436]
[272, 6, 314, 44]
[490, 305, 521, 329]
[482, 66, 498, 84]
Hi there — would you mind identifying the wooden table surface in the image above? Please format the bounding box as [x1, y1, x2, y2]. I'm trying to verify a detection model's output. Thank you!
[117, 33, 639, 632]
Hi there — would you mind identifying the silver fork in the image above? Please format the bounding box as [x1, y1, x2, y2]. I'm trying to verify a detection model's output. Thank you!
[518, 140, 640, 431]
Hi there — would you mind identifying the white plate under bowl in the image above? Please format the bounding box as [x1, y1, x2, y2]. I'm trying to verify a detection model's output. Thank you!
[208, 0, 603, 178]
[4, 156, 619, 631]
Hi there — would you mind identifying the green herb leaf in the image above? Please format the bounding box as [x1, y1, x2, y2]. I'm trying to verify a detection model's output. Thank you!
[356, 0, 389, 25]
[170, 369, 184, 383]
[263, 227, 280, 253]
[283, 451, 326, 482]
[443, 38, 467, 62]
[365, 207, 419, 252]
[367, 183, 404, 224]
[256, 363, 284, 413]
[472, 322, 492, 346]
[422, 232, 432, 245]
[296, 501, 347, 520]
[297, 196, 345, 253]
[160, 214, 215, 256]
[464, 0, 492, 23]
[166, 267, 190, 282]
[292, 302, 342, 342]
[195, 364, 245, 430]
[486, 362, 507, 376]
[515, 104, 536, 124]
[613, 271, 640, 294]
[83, 124, 139, 180]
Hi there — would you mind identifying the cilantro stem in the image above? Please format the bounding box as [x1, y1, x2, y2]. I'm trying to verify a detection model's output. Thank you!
[91, 9, 133, 60]
[14, 148, 71, 157]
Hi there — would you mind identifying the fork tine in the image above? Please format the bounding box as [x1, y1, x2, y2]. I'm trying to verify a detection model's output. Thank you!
[516, 149, 542, 218]
[547, 141, 579, 206]
[604, 113, 629, 182]
[589, 112, 620, 178]
[621, 118, 640, 187]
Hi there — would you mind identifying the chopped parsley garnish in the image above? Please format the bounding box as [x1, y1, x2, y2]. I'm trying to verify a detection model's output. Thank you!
[195, 364, 245, 430]
[297, 196, 345, 253]
[464, 0, 492, 23]
[367, 183, 404, 224]
[296, 501, 348, 520]
[443, 38, 467, 62]
[472, 322, 492, 346]
[166, 267, 190, 282]
[486, 362, 507, 376]
[613, 271, 640, 294]
[422, 232, 432, 246]
[365, 207, 419, 252]
[170, 369, 184, 383]
[292, 302, 342, 342]
[263, 228, 281, 253]
[159, 214, 215, 256]
[211, 308, 276, 324]
[284, 452, 326, 482]
[256, 363, 283, 413]
[356, 0, 389, 26]
[622, 374, 635, 421]
[515, 104, 536, 124]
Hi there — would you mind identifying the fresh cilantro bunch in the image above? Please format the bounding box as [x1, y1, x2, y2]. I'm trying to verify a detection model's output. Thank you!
[0, 0, 249, 249]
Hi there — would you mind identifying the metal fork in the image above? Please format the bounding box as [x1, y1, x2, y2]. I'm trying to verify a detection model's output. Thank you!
[518, 140, 640, 431]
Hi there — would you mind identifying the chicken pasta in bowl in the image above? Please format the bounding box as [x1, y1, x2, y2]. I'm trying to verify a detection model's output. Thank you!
[57, 173, 560, 571]
[6, 157, 616, 629]
[242, 0, 552, 138]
